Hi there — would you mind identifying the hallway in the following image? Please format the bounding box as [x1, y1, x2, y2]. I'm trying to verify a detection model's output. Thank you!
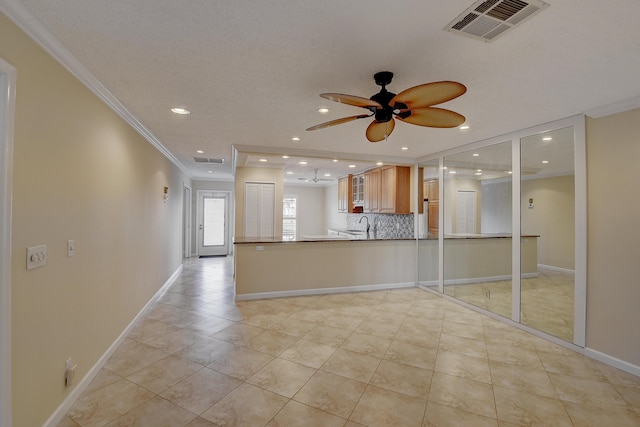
[56, 257, 640, 426]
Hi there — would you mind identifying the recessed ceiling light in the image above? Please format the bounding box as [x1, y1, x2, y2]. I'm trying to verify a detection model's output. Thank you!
[282, 155, 289, 159]
[459, 125, 470, 130]
[477, 169, 482, 172]
[259, 158, 268, 162]
[207, 170, 213, 173]
[171, 107, 190, 115]
[401, 147, 409, 151]
[196, 150, 204, 154]
[443, 166, 448, 170]
[318, 108, 329, 114]
[324, 173, 331, 177]
[286, 171, 293, 175]
[472, 153, 479, 157]
[332, 159, 339, 162]
[542, 136, 552, 141]
[449, 170, 457, 174]
[507, 171, 513, 174]
[299, 161, 307, 165]
[541, 160, 549, 164]
[376, 162, 383, 166]
[348, 164, 356, 168]
[475, 172, 482, 176]
[292, 137, 300, 141]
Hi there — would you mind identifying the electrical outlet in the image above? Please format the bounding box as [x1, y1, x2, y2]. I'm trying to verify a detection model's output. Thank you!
[67, 240, 75, 257]
[26, 245, 47, 270]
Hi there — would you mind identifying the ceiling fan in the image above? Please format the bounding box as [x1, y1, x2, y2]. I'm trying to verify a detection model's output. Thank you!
[298, 168, 333, 183]
[306, 71, 467, 142]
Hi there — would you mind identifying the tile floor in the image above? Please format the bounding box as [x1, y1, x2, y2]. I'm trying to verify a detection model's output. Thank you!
[443, 268, 575, 341]
[56, 256, 640, 427]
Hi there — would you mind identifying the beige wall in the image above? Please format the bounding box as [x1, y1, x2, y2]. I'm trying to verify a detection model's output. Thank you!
[521, 175, 575, 270]
[586, 108, 640, 366]
[283, 184, 326, 236]
[234, 167, 284, 237]
[325, 181, 348, 230]
[2, 13, 186, 426]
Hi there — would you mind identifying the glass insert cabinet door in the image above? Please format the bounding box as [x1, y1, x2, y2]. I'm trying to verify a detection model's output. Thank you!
[417, 116, 585, 346]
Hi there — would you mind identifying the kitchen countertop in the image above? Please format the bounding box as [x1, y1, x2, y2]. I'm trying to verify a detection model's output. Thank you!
[234, 234, 414, 244]
[419, 233, 540, 240]
[234, 233, 540, 244]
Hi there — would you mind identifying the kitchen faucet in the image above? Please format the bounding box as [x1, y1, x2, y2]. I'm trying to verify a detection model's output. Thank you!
[359, 215, 370, 233]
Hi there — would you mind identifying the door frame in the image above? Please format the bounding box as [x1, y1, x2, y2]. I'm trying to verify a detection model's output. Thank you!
[0, 56, 17, 427]
[183, 184, 192, 259]
[196, 190, 231, 256]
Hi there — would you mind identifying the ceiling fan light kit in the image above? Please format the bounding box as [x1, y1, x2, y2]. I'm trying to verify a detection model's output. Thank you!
[307, 71, 467, 142]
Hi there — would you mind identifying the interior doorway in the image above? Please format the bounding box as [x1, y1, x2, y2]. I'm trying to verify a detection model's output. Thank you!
[196, 191, 230, 256]
[182, 185, 192, 259]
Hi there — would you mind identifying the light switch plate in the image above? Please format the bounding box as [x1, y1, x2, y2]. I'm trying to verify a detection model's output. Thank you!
[27, 245, 47, 270]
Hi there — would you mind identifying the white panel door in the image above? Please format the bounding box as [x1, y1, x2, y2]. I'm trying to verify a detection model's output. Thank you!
[244, 182, 275, 238]
[456, 190, 476, 234]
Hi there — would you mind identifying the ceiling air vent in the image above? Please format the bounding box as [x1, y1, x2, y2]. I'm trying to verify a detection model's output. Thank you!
[194, 157, 225, 164]
[445, 0, 549, 42]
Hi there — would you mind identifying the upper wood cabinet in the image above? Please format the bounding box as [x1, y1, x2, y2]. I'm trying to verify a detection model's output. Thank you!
[364, 168, 379, 212]
[337, 175, 353, 212]
[427, 179, 439, 202]
[379, 165, 411, 213]
[339, 166, 411, 214]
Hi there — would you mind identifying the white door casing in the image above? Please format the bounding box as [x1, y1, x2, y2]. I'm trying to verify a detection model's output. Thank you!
[0, 56, 17, 427]
[196, 191, 230, 256]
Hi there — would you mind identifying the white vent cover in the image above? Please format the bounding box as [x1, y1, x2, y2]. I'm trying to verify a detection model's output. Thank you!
[194, 157, 225, 164]
[445, 0, 549, 42]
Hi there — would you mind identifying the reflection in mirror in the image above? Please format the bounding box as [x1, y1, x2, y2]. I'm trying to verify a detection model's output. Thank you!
[418, 159, 439, 290]
[442, 142, 512, 319]
[520, 126, 575, 341]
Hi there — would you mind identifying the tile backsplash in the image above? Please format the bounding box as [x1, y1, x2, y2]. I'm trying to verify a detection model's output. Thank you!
[346, 213, 414, 238]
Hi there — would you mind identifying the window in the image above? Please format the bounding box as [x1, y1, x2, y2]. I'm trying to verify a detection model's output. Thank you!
[283, 195, 297, 241]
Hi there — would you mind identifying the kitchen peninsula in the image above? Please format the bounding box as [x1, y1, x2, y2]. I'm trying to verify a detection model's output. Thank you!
[234, 233, 539, 300]
[234, 234, 416, 300]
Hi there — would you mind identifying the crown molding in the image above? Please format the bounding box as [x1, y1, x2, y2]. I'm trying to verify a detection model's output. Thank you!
[584, 96, 640, 119]
[0, 0, 189, 176]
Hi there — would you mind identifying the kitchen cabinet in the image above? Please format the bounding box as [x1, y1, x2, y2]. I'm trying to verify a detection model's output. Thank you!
[364, 168, 379, 212]
[379, 165, 411, 214]
[425, 179, 439, 234]
[427, 179, 439, 202]
[338, 175, 354, 213]
[352, 173, 364, 206]
[428, 201, 439, 235]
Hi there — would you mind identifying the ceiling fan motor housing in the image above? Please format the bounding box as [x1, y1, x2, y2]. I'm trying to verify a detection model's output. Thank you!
[370, 71, 411, 122]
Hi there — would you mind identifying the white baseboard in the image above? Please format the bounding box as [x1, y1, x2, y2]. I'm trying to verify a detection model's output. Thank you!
[417, 272, 538, 288]
[235, 282, 416, 301]
[584, 347, 640, 378]
[538, 264, 575, 274]
[42, 264, 183, 427]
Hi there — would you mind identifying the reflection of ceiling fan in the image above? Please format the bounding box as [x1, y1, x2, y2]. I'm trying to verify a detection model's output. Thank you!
[307, 71, 466, 142]
[298, 168, 333, 183]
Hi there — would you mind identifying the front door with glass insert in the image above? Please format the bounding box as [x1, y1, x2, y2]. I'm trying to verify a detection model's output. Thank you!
[197, 191, 229, 256]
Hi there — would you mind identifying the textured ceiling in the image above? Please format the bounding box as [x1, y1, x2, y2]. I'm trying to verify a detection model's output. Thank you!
[4, 0, 640, 182]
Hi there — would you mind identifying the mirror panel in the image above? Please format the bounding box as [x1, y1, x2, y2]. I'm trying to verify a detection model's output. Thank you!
[520, 126, 575, 341]
[443, 142, 513, 319]
[418, 159, 439, 290]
